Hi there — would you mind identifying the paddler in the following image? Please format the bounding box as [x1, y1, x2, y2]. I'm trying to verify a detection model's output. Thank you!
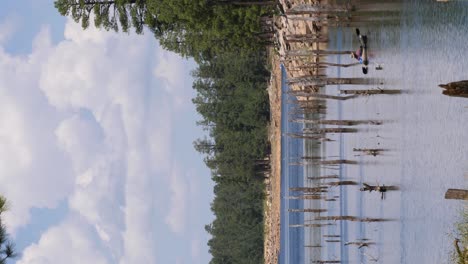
[350, 28, 369, 74]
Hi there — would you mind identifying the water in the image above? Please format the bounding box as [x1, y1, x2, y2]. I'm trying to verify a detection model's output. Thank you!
[280, 64, 305, 264]
[279, 1, 468, 263]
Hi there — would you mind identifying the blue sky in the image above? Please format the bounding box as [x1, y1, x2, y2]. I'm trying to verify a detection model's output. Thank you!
[0, 1, 214, 263]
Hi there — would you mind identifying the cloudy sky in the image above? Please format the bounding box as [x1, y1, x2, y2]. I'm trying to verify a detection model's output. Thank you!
[0, 1, 214, 263]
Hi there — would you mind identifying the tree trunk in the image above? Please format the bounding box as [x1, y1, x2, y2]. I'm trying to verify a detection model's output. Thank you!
[340, 89, 401, 95]
[445, 189, 468, 200]
[289, 209, 327, 213]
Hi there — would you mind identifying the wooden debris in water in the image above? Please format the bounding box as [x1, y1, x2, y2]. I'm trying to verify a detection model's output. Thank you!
[298, 93, 357, 101]
[344, 241, 375, 248]
[340, 89, 401, 95]
[323, 235, 340, 238]
[361, 183, 399, 200]
[286, 195, 325, 200]
[361, 183, 400, 192]
[305, 245, 322, 248]
[289, 209, 327, 213]
[326, 181, 358, 186]
[290, 186, 328, 193]
[307, 175, 339, 180]
[444, 189, 468, 200]
[324, 240, 341, 243]
[292, 159, 358, 165]
[301, 156, 323, 160]
[439, 80, 468, 98]
[353, 148, 387, 156]
[289, 223, 335, 228]
[287, 133, 331, 141]
[303, 127, 358, 133]
[293, 119, 382, 126]
[312, 261, 341, 264]
[314, 216, 393, 222]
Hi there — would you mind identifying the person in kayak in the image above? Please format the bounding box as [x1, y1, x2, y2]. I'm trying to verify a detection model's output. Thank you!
[350, 28, 369, 74]
[350, 47, 363, 63]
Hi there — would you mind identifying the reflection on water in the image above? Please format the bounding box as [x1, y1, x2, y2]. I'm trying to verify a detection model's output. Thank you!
[280, 0, 468, 263]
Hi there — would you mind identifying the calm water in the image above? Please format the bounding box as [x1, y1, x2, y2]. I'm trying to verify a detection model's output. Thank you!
[280, 1, 468, 263]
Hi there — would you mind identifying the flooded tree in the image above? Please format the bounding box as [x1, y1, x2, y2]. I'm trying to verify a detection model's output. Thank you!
[289, 209, 327, 213]
[361, 183, 400, 200]
[326, 181, 359, 186]
[340, 89, 401, 95]
[293, 119, 382, 126]
[353, 148, 387, 156]
[314, 215, 392, 222]
[305, 245, 323, 248]
[303, 127, 358, 133]
[439, 80, 468, 98]
[292, 159, 358, 166]
[344, 241, 375, 248]
[444, 189, 468, 200]
[307, 175, 339, 180]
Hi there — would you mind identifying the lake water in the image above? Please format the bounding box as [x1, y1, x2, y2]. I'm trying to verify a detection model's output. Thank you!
[279, 1, 468, 263]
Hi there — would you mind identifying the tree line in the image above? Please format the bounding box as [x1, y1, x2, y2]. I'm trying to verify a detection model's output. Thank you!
[55, 0, 276, 263]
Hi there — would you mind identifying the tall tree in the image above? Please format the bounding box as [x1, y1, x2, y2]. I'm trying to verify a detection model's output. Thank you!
[0, 196, 17, 264]
[54, 0, 168, 35]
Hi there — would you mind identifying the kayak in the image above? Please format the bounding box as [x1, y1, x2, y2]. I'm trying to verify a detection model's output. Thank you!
[356, 28, 369, 74]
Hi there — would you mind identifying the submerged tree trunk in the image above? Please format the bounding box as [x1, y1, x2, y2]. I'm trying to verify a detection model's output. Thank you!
[340, 89, 401, 95]
[307, 175, 339, 180]
[439, 80, 468, 98]
[303, 127, 358, 133]
[444, 189, 468, 200]
[293, 159, 358, 165]
[315, 216, 392, 222]
[326, 181, 358, 186]
[286, 195, 325, 200]
[289, 209, 327, 213]
[293, 119, 382, 126]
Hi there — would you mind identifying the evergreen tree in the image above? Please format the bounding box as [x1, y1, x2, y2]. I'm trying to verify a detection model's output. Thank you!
[0, 196, 17, 264]
[54, 0, 168, 34]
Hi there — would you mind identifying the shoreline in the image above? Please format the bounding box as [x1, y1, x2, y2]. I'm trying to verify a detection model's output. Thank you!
[264, 0, 329, 263]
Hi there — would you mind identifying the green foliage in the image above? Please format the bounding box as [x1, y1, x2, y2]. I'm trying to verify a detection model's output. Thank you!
[0, 197, 7, 215]
[54, 0, 169, 34]
[451, 211, 468, 264]
[0, 196, 17, 263]
[192, 48, 270, 263]
[148, 0, 273, 61]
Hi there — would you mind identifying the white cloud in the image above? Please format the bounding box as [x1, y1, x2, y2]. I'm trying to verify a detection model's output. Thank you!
[165, 167, 188, 234]
[0, 27, 73, 232]
[17, 217, 110, 264]
[0, 16, 210, 264]
[55, 112, 104, 173]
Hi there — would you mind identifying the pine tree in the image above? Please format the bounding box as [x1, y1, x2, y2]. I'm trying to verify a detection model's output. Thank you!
[0, 196, 17, 264]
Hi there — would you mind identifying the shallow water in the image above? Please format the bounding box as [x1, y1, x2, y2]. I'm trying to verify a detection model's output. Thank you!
[280, 1, 468, 263]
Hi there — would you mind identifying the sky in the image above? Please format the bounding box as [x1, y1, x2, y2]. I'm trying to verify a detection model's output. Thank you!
[0, 1, 214, 263]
